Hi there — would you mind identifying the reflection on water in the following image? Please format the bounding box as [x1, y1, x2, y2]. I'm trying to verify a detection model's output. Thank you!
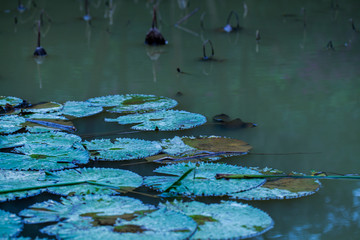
[1, 0, 360, 239]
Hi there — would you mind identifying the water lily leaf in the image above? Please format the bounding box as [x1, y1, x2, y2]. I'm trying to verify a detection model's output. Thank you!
[87, 95, 129, 107]
[144, 162, 265, 196]
[21, 195, 196, 240]
[0, 115, 26, 134]
[46, 168, 143, 196]
[162, 200, 274, 240]
[22, 102, 63, 113]
[0, 144, 89, 170]
[105, 110, 207, 131]
[25, 112, 68, 120]
[0, 170, 46, 202]
[230, 168, 322, 200]
[147, 136, 252, 163]
[20, 195, 155, 224]
[0, 96, 24, 107]
[0, 132, 82, 149]
[0, 209, 23, 238]
[108, 94, 178, 114]
[61, 101, 103, 118]
[83, 138, 162, 161]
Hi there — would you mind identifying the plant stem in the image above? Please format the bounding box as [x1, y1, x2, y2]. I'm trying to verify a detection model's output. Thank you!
[0, 181, 89, 195]
[215, 174, 360, 180]
[164, 168, 195, 193]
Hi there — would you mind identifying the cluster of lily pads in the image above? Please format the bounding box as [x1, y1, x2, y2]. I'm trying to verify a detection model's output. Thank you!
[0, 95, 321, 239]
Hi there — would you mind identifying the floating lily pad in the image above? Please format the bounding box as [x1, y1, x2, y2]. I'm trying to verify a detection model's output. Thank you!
[20, 195, 155, 224]
[230, 168, 322, 200]
[144, 162, 265, 196]
[108, 94, 178, 114]
[0, 209, 23, 238]
[0, 168, 142, 201]
[0, 132, 82, 149]
[0, 115, 26, 134]
[146, 136, 252, 163]
[0, 170, 46, 202]
[22, 102, 63, 113]
[46, 168, 143, 196]
[21, 195, 196, 240]
[0, 144, 89, 170]
[61, 101, 103, 118]
[162, 200, 274, 240]
[83, 138, 162, 161]
[105, 110, 207, 131]
[23, 118, 75, 132]
[25, 112, 68, 120]
[87, 95, 129, 107]
[87, 94, 177, 113]
[0, 96, 24, 107]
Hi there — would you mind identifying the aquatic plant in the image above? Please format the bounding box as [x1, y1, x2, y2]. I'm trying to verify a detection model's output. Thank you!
[61, 101, 103, 118]
[0, 209, 23, 238]
[83, 137, 162, 161]
[20, 195, 197, 239]
[229, 168, 321, 200]
[105, 110, 207, 131]
[87, 94, 177, 114]
[146, 135, 252, 163]
[162, 200, 274, 239]
[144, 162, 265, 196]
[0, 168, 143, 200]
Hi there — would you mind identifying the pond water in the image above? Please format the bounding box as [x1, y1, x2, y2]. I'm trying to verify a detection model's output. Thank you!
[1, 0, 360, 239]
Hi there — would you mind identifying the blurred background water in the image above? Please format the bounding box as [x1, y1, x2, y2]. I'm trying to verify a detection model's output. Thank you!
[1, 0, 360, 239]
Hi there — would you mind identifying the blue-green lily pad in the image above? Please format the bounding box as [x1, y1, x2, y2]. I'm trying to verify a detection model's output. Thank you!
[61, 101, 103, 118]
[0, 170, 46, 202]
[22, 102, 63, 113]
[83, 138, 162, 161]
[0, 132, 82, 149]
[0, 144, 89, 170]
[146, 135, 252, 163]
[46, 168, 143, 196]
[87, 94, 177, 114]
[0, 209, 23, 238]
[162, 200, 274, 240]
[230, 168, 322, 200]
[105, 110, 207, 131]
[21, 195, 196, 240]
[144, 162, 265, 196]
[0, 168, 142, 201]
[0, 96, 24, 107]
[20, 195, 154, 224]
[0, 115, 26, 134]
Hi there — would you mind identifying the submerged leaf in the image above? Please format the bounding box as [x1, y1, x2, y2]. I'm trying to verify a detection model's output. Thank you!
[83, 138, 162, 161]
[0, 209, 23, 238]
[230, 168, 321, 200]
[144, 162, 265, 196]
[162, 200, 274, 240]
[105, 110, 206, 131]
[147, 136, 252, 163]
[61, 101, 103, 118]
[46, 168, 143, 196]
